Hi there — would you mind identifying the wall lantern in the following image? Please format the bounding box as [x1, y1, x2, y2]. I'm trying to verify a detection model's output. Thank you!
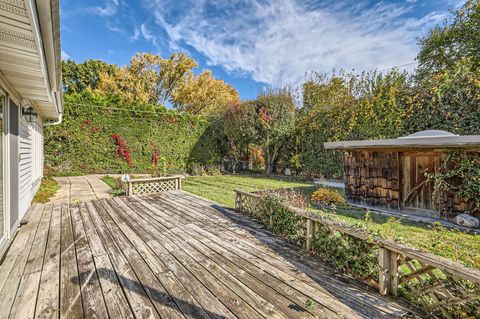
[23, 106, 38, 123]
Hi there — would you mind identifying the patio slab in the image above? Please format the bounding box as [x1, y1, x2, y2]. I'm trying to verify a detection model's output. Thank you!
[50, 175, 112, 203]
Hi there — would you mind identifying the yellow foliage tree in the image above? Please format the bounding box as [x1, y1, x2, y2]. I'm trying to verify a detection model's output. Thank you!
[96, 52, 197, 105]
[171, 70, 239, 114]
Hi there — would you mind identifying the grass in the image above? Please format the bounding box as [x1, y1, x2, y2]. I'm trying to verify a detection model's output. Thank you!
[101, 175, 118, 189]
[100, 175, 126, 196]
[33, 176, 60, 203]
[183, 174, 480, 269]
[183, 174, 314, 207]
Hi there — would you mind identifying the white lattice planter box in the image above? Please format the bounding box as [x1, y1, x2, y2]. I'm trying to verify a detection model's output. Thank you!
[126, 175, 184, 196]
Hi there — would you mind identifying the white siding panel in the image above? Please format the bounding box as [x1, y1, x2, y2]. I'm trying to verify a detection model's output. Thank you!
[18, 118, 32, 219]
[18, 117, 44, 219]
[31, 121, 43, 195]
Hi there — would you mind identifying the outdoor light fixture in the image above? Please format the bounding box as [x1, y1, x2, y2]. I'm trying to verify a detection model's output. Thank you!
[23, 106, 38, 123]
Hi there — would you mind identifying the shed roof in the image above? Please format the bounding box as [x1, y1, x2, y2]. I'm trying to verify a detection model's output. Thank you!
[324, 130, 480, 150]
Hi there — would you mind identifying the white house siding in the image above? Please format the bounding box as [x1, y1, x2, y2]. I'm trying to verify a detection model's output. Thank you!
[0, 0, 61, 256]
[31, 121, 43, 185]
[18, 117, 43, 220]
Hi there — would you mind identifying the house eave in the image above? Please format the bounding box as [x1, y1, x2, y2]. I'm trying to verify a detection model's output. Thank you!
[0, 0, 63, 122]
[324, 136, 480, 151]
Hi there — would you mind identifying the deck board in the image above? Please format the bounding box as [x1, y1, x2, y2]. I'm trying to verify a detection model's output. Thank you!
[0, 191, 417, 319]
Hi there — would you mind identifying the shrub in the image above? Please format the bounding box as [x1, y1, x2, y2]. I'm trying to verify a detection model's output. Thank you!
[151, 156, 167, 177]
[311, 226, 378, 281]
[311, 188, 346, 206]
[248, 145, 265, 171]
[254, 193, 377, 280]
[257, 188, 308, 208]
[205, 164, 222, 176]
[258, 193, 303, 241]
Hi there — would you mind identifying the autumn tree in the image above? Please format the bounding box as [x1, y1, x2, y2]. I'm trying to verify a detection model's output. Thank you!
[172, 70, 239, 114]
[96, 52, 197, 104]
[62, 59, 117, 94]
[157, 53, 198, 105]
[254, 88, 296, 175]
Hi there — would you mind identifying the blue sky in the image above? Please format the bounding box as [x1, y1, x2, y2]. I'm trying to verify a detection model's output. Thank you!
[60, 0, 461, 100]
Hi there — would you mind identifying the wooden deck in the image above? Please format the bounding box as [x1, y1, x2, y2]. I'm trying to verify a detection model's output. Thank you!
[0, 190, 416, 319]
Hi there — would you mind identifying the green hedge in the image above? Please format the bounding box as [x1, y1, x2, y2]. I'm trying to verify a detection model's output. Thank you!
[44, 92, 222, 175]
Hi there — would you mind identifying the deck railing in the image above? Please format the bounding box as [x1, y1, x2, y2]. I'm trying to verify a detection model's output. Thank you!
[126, 175, 184, 195]
[235, 189, 480, 318]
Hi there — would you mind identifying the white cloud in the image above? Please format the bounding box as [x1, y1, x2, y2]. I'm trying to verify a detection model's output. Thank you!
[131, 27, 141, 41]
[145, 0, 446, 86]
[61, 50, 70, 60]
[106, 23, 122, 33]
[89, 0, 119, 17]
[139, 23, 158, 47]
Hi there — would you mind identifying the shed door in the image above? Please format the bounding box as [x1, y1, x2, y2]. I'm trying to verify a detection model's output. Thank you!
[400, 152, 440, 211]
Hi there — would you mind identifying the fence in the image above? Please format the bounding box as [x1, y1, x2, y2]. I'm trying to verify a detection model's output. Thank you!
[126, 175, 184, 195]
[235, 189, 480, 318]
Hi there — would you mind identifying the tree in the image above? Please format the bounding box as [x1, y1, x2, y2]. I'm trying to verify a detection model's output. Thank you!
[96, 52, 197, 105]
[298, 70, 407, 178]
[62, 59, 117, 94]
[172, 70, 239, 114]
[158, 53, 198, 105]
[401, 62, 480, 135]
[406, 0, 480, 135]
[254, 88, 296, 175]
[417, 0, 480, 82]
[223, 101, 258, 172]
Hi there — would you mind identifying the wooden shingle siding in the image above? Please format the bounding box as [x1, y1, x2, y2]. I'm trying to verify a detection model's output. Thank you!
[344, 150, 400, 210]
[344, 149, 472, 217]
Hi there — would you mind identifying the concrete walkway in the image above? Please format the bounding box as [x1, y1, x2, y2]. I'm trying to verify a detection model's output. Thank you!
[50, 175, 112, 203]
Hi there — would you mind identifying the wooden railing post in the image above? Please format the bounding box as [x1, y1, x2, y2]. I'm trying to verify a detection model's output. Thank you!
[235, 192, 242, 212]
[306, 218, 313, 250]
[389, 251, 399, 297]
[127, 181, 133, 196]
[378, 248, 399, 296]
[378, 247, 391, 295]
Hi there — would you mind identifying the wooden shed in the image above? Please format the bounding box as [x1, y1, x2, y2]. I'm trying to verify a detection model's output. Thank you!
[324, 130, 480, 218]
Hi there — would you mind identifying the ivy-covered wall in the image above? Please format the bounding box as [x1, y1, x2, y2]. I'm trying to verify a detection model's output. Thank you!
[44, 92, 222, 175]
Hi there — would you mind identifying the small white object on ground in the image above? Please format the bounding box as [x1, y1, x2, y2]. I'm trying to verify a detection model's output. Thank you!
[454, 214, 479, 228]
[284, 168, 292, 176]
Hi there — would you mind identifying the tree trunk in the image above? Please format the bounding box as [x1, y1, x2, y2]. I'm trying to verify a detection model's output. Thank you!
[266, 158, 274, 175]
[265, 147, 273, 175]
[265, 145, 278, 175]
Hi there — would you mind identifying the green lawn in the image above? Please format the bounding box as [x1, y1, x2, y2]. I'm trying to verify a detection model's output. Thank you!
[183, 174, 314, 207]
[183, 174, 480, 269]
